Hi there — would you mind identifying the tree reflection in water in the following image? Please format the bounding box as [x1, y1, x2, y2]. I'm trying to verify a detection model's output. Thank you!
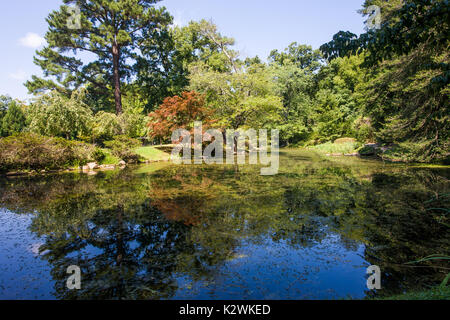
[0, 150, 448, 299]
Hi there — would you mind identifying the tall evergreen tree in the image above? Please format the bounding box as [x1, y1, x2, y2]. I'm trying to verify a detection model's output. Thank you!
[26, 0, 172, 115]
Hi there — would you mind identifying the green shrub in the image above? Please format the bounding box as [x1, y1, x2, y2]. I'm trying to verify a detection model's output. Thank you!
[353, 117, 375, 143]
[92, 147, 107, 163]
[27, 90, 93, 140]
[91, 110, 148, 143]
[380, 142, 427, 163]
[0, 95, 13, 137]
[0, 133, 97, 173]
[104, 135, 141, 163]
[99, 149, 121, 165]
[119, 112, 148, 139]
[1, 101, 27, 137]
[92, 112, 122, 143]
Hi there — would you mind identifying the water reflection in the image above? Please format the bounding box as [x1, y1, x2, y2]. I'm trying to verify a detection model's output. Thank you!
[0, 150, 448, 299]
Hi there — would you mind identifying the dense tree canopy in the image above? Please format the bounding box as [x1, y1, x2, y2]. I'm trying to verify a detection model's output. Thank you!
[268, 43, 322, 144]
[311, 54, 367, 143]
[189, 53, 282, 131]
[28, 90, 92, 140]
[0, 0, 446, 163]
[135, 19, 233, 111]
[321, 0, 449, 161]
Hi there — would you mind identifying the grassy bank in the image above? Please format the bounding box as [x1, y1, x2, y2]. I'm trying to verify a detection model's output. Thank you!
[0, 133, 103, 174]
[0, 134, 174, 175]
[99, 149, 121, 165]
[135, 146, 172, 162]
[100, 146, 172, 165]
[308, 141, 360, 155]
[307, 139, 449, 165]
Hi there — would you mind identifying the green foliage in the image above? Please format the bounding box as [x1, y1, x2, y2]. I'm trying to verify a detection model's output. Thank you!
[136, 19, 237, 111]
[91, 111, 122, 143]
[380, 142, 443, 163]
[99, 148, 121, 165]
[309, 141, 360, 155]
[320, 0, 449, 162]
[104, 135, 141, 163]
[1, 1, 444, 164]
[120, 95, 151, 138]
[91, 108, 148, 143]
[0, 95, 12, 136]
[320, 0, 447, 64]
[363, 50, 449, 162]
[25, 89, 148, 144]
[269, 43, 321, 145]
[311, 54, 367, 142]
[1, 101, 27, 137]
[120, 112, 148, 139]
[0, 95, 10, 113]
[353, 116, 375, 143]
[269, 42, 322, 73]
[26, 0, 173, 114]
[91, 148, 107, 163]
[0, 133, 97, 172]
[189, 60, 282, 130]
[28, 90, 92, 140]
[135, 146, 171, 162]
[187, 20, 240, 73]
[358, 0, 404, 26]
[379, 286, 450, 300]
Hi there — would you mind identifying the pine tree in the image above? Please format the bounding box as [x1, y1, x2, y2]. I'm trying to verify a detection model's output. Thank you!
[26, 0, 172, 115]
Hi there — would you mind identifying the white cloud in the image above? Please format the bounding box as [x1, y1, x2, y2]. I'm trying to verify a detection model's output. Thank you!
[9, 70, 27, 81]
[19, 32, 46, 48]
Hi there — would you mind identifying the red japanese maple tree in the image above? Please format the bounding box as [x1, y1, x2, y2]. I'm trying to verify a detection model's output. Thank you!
[148, 91, 215, 141]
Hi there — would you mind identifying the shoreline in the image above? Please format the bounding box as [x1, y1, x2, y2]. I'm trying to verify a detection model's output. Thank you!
[2, 148, 448, 178]
[2, 158, 172, 178]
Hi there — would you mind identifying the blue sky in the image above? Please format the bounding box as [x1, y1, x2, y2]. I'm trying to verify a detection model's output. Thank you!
[0, 0, 366, 100]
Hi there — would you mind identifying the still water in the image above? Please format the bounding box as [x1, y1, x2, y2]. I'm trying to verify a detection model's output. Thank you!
[0, 149, 448, 299]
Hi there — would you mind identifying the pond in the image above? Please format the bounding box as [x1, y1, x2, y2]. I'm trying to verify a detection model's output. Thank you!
[0, 149, 448, 300]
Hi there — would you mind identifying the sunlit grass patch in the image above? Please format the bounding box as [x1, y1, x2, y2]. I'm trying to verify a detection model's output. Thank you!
[308, 141, 359, 155]
[100, 149, 120, 165]
[135, 146, 171, 162]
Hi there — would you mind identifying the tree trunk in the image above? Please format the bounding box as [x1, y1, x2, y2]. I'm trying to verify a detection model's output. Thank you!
[112, 42, 123, 115]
